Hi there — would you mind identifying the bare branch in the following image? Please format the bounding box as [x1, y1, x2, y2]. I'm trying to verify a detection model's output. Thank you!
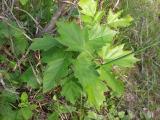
[40, 3, 67, 35]
[98, 0, 104, 10]
[38, 0, 77, 36]
[113, 0, 120, 10]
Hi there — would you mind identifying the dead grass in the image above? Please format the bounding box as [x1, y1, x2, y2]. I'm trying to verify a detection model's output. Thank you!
[118, 0, 160, 119]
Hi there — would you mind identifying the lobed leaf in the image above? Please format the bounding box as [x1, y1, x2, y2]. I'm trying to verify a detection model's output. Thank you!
[86, 81, 106, 108]
[30, 35, 57, 51]
[21, 67, 39, 89]
[99, 44, 138, 67]
[79, 0, 97, 17]
[88, 24, 117, 50]
[43, 56, 70, 93]
[56, 22, 88, 52]
[74, 52, 106, 108]
[99, 68, 124, 95]
[20, 0, 29, 5]
[13, 30, 29, 55]
[74, 52, 98, 87]
[107, 10, 133, 28]
[61, 79, 82, 104]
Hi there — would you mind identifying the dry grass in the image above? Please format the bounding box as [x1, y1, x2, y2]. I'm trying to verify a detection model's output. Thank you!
[117, 0, 160, 119]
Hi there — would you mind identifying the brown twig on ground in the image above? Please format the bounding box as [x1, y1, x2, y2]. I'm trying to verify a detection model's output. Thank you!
[98, 0, 104, 10]
[3, 0, 22, 28]
[38, 0, 77, 36]
[0, 15, 6, 19]
[113, 0, 120, 10]
[39, 3, 67, 35]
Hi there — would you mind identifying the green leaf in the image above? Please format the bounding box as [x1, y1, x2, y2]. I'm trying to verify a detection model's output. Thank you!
[13, 30, 28, 55]
[0, 91, 18, 119]
[0, 22, 28, 55]
[107, 10, 133, 28]
[118, 111, 125, 118]
[20, 107, 32, 120]
[30, 35, 57, 51]
[99, 68, 124, 95]
[0, 90, 17, 103]
[93, 11, 105, 23]
[56, 22, 88, 52]
[79, 0, 97, 17]
[61, 79, 82, 104]
[20, 92, 28, 103]
[53, 102, 76, 114]
[41, 47, 66, 63]
[43, 56, 70, 93]
[0, 22, 11, 38]
[85, 111, 104, 120]
[74, 52, 106, 108]
[86, 81, 106, 108]
[21, 67, 39, 89]
[48, 112, 59, 120]
[88, 24, 117, 50]
[20, 0, 28, 5]
[74, 52, 98, 87]
[0, 104, 17, 120]
[0, 22, 11, 47]
[99, 44, 138, 67]
[89, 24, 117, 41]
[81, 15, 93, 24]
[81, 11, 105, 24]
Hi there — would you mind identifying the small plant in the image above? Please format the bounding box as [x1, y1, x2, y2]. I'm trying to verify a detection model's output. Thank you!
[0, 0, 138, 119]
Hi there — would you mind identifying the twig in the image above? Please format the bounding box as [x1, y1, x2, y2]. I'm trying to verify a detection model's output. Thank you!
[113, 0, 120, 10]
[11, 0, 15, 12]
[40, 3, 67, 35]
[3, 0, 22, 28]
[0, 15, 7, 20]
[37, 0, 78, 36]
[13, 48, 30, 71]
[98, 0, 104, 10]
[29, 60, 41, 85]
[62, 0, 77, 6]
[14, 7, 43, 30]
[0, 74, 6, 89]
[2, 19, 33, 41]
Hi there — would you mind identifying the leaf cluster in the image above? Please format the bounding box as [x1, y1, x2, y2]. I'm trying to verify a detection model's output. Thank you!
[0, 0, 138, 119]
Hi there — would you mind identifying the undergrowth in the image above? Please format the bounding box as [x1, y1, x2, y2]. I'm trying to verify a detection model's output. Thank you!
[1, 0, 159, 120]
[118, 0, 160, 119]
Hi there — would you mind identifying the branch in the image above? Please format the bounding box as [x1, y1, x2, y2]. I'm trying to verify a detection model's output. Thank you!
[113, 0, 120, 10]
[38, 0, 77, 36]
[39, 3, 67, 35]
[98, 0, 104, 10]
